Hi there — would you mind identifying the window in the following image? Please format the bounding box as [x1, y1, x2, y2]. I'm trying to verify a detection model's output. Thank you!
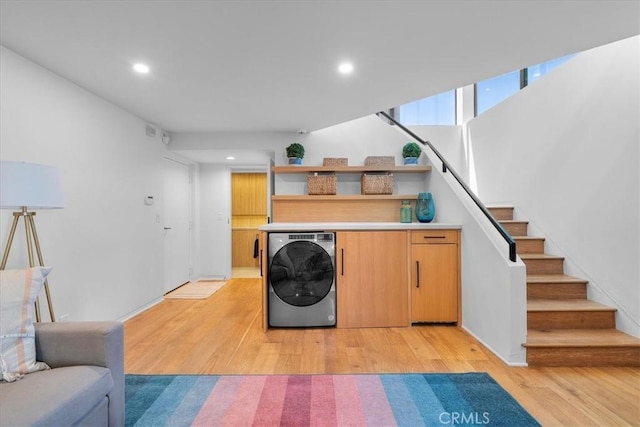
[526, 54, 575, 85]
[476, 54, 576, 115]
[397, 90, 456, 125]
[395, 54, 577, 122]
[475, 70, 522, 116]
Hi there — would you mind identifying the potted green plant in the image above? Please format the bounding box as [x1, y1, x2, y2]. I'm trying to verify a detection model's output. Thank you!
[286, 143, 305, 165]
[402, 142, 422, 165]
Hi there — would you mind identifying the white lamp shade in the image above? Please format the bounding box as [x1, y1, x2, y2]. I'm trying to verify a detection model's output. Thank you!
[0, 161, 64, 209]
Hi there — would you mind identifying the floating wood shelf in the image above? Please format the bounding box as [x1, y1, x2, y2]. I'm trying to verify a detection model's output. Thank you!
[272, 165, 431, 222]
[272, 165, 432, 174]
[272, 194, 420, 201]
[272, 195, 423, 222]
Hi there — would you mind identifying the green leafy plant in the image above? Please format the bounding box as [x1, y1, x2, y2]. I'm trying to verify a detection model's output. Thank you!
[286, 143, 305, 159]
[402, 142, 422, 158]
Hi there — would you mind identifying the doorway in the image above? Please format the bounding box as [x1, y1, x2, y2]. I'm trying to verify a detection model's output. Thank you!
[163, 158, 191, 293]
[231, 172, 267, 278]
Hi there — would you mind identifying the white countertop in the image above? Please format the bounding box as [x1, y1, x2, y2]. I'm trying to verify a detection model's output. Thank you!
[259, 222, 461, 231]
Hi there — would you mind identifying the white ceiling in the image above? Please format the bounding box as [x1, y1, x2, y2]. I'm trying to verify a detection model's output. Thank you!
[1, 1, 638, 135]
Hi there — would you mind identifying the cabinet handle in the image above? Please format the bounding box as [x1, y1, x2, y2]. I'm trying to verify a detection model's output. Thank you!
[416, 260, 420, 288]
[424, 235, 446, 239]
[259, 249, 263, 277]
[341, 248, 344, 276]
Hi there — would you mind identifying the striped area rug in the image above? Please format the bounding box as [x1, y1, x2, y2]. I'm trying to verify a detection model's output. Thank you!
[125, 373, 539, 426]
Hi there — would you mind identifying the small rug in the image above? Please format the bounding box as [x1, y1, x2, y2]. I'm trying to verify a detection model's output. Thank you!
[164, 281, 227, 300]
[125, 373, 540, 426]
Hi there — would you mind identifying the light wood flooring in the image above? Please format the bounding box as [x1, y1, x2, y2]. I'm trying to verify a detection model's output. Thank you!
[232, 267, 261, 278]
[125, 278, 640, 426]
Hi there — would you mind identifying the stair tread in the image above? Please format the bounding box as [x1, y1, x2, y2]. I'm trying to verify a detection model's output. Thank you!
[527, 274, 588, 284]
[487, 207, 514, 221]
[524, 329, 640, 347]
[528, 298, 616, 312]
[520, 253, 564, 260]
[514, 236, 545, 241]
[499, 219, 528, 224]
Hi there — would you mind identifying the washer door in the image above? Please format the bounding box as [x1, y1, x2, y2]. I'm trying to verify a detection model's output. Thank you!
[269, 241, 334, 307]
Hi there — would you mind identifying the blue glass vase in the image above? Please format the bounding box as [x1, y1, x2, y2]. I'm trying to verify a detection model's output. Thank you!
[415, 192, 435, 223]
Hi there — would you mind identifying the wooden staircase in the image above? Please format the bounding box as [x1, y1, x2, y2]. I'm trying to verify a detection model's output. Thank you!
[487, 206, 640, 367]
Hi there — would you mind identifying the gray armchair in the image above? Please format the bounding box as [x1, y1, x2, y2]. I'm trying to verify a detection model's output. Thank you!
[0, 321, 124, 427]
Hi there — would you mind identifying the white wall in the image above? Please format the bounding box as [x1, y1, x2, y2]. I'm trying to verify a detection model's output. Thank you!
[408, 125, 464, 173]
[0, 46, 168, 322]
[197, 164, 231, 278]
[468, 36, 640, 336]
[432, 162, 527, 365]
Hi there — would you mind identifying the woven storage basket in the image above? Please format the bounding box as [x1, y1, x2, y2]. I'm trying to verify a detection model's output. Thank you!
[323, 157, 348, 166]
[308, 173, 337, 195]
[361, 173, 393, 195]
[364, 156, 395, 167]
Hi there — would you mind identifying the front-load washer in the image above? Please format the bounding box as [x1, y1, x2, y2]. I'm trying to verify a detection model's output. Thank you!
[268, 232, 336, 327]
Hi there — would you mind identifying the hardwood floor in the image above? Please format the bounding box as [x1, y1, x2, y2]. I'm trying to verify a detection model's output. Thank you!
[125, 278, 640, 426]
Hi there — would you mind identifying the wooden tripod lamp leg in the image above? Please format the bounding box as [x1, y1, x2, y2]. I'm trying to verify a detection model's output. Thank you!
[23, 211, 42, 322]
[0, 213, 20, 270]
[26, 213, 55, 322]
[0, 210, 55, 322]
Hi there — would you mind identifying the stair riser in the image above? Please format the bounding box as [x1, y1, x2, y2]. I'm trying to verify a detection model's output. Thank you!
[527, 283, 587, 299]
[528, 311, 616, 329]
[523, 258, 564, 274]
[488, 207, 513, 221]
[502, 223, 527, 236]
[516, 240, 545, 254]
[526, 347, 640, 367]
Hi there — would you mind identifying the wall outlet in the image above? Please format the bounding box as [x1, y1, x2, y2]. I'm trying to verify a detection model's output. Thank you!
[58, 313, 70, 322]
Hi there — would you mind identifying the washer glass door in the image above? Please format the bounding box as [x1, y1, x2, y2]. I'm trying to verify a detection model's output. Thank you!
[269, 241, 334, 307]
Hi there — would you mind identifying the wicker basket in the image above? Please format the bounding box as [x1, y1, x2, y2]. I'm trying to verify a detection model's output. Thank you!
[323, 157, 348, 166]
[364, 156, 395, 167]
[361, 173, 393, 195]
[308, 173, 337, 195]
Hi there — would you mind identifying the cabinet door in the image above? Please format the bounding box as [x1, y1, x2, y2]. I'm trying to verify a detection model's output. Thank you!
[232, 173, 267, 215]
[411, 243, 458, 323]
[232, 229, 260, 268]
[336, 231, 409, 328]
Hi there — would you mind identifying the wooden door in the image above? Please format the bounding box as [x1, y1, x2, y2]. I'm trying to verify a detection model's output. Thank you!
[336, 231, 409, 328]
[411, 243, 458, 323]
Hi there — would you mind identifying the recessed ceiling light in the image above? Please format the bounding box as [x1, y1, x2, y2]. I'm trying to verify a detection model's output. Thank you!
[226, 156, 235, 160]
[338, 62, 354, 75]
[133, 63, 150, 74]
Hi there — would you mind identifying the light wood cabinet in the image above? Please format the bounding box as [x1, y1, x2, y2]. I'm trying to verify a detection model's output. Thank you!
[232, 173, 267, 216]
[232, 230, 260, 268]
[410, 230, 460, 323]
[231, 173, 267, 267]
[336, 231, 409, 328]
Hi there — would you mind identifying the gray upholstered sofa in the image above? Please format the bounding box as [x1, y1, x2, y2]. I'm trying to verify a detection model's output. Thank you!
[0, 321, 124, 427]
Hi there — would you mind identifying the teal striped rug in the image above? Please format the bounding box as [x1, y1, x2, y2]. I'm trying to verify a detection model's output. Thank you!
[126, 373, 539, 426]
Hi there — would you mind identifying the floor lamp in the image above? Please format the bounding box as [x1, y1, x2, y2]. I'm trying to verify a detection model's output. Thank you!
[0, 161, 64, 322]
